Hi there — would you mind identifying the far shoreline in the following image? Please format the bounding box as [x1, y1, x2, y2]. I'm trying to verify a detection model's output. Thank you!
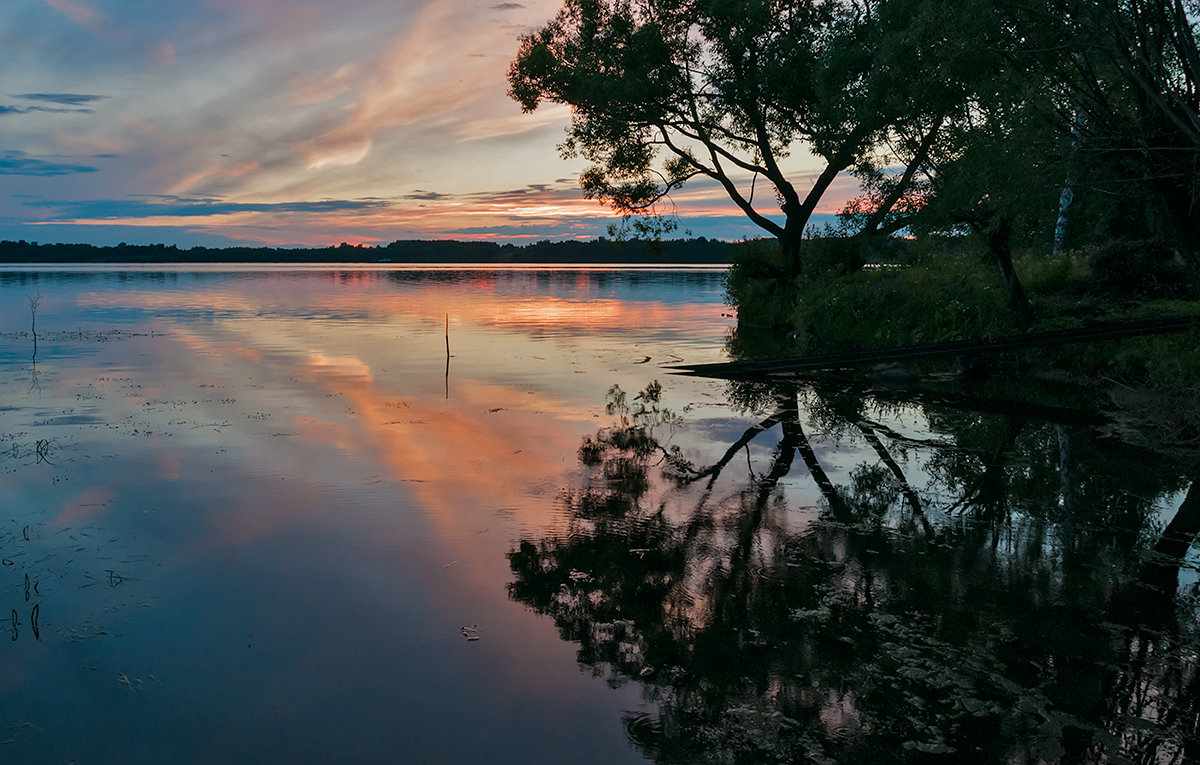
[0, 261, 731, 270]
[0, 237, 737, 266]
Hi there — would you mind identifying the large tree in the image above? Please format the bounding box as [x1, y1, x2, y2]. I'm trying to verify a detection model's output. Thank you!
[852, 0, 1200, 258]
[1061, 0, 1200, 256]
[509, 0, 928, 276]
[840, 0, 1200, 321]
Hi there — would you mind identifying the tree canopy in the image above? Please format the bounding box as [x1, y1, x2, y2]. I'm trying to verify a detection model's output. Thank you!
[509, 0, 932, 274]
[511, 0, 1200, 280]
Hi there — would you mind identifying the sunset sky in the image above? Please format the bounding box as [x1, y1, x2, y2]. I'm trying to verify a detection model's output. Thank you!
[2, 0, 853, 247]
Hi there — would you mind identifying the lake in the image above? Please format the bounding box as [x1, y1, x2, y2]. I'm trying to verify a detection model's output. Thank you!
[0, 265, 1196, 763]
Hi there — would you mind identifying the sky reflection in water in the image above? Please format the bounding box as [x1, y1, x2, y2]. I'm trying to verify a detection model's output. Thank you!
[0, 266, 1196, 763]
[0, 266, 731, 763]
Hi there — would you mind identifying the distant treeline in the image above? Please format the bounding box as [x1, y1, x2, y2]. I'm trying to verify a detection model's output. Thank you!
[0, 238, 735, 264]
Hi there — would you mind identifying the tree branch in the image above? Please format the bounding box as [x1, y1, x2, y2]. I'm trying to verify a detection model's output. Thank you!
[657, 127, 785, 238]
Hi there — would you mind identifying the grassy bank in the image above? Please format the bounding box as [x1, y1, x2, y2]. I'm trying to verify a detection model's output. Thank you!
[725, 238, 1200, 390]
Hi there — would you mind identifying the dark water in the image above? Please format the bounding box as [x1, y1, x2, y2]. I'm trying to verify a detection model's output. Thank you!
[0, 265, 1195, 763]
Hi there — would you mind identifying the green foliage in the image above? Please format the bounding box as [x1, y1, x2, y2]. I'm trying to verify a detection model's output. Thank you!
[1013, 250, 1088, 296]
[605, 212, 679, 244]
[788, 255, 1018, 352]
[726, 232, 1200, 388]
[1057, 0, 1200, 255]
[1044, 317, 1200, 389]
[1087, 239, 1199, 302]
[514, 0, 1200, 370]
[1111, 333, 1200, 387]
[724, 239, 802, 331]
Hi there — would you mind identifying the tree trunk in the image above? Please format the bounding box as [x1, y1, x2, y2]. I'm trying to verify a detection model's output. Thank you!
[984, 218, 1035, 329]
[779, 209, 805, 277]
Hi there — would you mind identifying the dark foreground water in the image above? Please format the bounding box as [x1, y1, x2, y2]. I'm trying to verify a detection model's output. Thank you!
[0, 265, 1196, 763]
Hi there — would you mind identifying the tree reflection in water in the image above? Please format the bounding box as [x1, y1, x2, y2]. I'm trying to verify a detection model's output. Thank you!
[508, 380, 1200, 763]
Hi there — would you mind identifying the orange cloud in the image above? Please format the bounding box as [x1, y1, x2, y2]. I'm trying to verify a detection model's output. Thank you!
[291, 1, 545, 171]
[290, 63, 360, 107]
[170, 160, 263, 195]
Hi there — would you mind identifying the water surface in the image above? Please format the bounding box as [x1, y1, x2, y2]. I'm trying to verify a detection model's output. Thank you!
[0, 264, 1196, 763]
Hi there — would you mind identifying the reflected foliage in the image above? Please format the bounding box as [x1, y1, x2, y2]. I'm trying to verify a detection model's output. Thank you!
[510, 380, 1200, 763]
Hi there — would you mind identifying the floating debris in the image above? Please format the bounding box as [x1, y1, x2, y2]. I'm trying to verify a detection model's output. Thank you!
[461, 625, 481, 641]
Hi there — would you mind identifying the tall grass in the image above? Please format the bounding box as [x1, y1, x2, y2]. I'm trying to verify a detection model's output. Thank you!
[726, 238, 1200, 387]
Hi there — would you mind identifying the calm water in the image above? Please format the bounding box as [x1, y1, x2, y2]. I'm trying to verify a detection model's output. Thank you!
[0, 265, 1196, 763]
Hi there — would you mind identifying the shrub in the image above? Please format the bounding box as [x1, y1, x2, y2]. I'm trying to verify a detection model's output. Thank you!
[724, 239, 800, 329]
[789, 254, 1017, 352]
[1087, 239, 1197, 301]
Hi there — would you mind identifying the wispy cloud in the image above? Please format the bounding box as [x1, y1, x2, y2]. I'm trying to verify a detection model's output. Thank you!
[42, 0, 108, 34]
[404, 190, 450, 201]
[28, 195, 392, 220]
[17, 181, 615, 245]
[150, 41, 176, 67]
[0, 93, 106, 116]
[16, 92, 107, 105]
[289, 63, 360, 107]
[291, 0, 540, 171]
[0, 105, 93, 115]
[0, 150, 98, 176]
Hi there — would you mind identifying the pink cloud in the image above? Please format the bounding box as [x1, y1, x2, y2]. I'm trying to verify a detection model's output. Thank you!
[43, 0, 107, 34]
[151, 41, 176, 67]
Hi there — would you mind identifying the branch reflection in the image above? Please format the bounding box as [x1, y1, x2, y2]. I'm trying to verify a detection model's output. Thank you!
[509, 380, 1200, 763]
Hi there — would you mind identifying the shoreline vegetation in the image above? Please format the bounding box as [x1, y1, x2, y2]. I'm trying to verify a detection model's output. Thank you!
[725, 237, 1200, 448]
[0, 237, 734, 265]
